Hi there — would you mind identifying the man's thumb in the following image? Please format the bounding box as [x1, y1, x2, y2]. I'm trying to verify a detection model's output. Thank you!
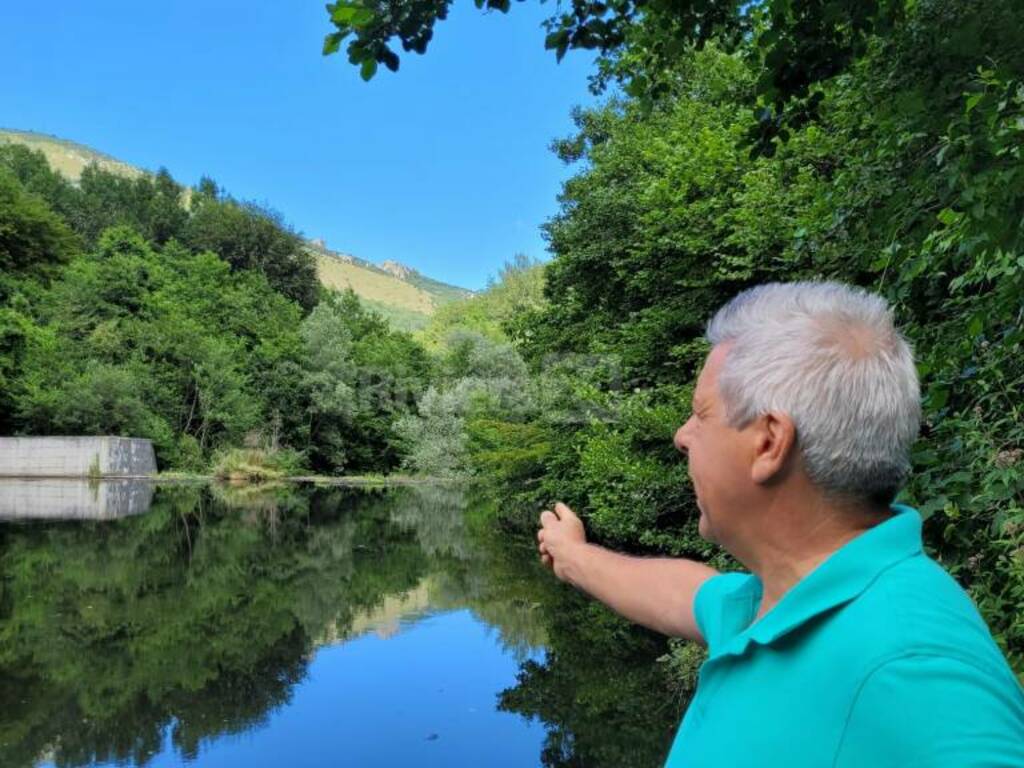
[554, 502, 578, 521]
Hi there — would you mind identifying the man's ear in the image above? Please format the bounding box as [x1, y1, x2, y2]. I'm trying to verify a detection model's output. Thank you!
[750, 411, 798, 485]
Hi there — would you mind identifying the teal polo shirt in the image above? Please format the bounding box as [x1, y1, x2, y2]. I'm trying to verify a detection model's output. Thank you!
[665, 505, 1024, 767]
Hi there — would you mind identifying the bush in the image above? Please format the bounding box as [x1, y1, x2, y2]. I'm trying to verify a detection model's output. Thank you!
[211, 446, 307, 483]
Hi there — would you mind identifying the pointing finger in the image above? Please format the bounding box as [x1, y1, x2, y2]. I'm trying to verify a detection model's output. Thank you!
[540, 509, 559, 527]
[554, 502, 577, 521]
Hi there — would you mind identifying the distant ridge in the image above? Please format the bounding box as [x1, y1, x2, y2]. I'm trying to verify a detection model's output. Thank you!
[0, 128, 145, 181]
[0, 128, 473, 330]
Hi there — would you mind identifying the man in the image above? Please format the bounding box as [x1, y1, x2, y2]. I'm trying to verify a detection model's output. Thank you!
[537, 281, 1024, 767]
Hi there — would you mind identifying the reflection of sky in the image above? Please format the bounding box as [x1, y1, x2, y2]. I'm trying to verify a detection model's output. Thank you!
[42, 609, 546, 768]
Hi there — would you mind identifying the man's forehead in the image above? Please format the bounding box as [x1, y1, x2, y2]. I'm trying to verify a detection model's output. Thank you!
[695, 344, 729, 398]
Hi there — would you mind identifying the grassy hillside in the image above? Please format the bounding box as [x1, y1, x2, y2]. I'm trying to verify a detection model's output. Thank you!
[305, 239, 471, 330]
[1, 128, 473, 326]
[0, 128, 144, 181]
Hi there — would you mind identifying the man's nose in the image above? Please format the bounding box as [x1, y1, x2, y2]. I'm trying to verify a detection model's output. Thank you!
[674, 425, 689, 456]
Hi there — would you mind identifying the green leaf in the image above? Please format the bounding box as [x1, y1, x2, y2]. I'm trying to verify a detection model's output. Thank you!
[322, 31, 346, 56]
[918, 496, 948, 521]
[360, 58, 378, 81]
[332, 4, 374, 26]
[350, 8, 375, 26]
[545, 29, 571, 61]
[925, 386, 949, 411]
[968, 314, 984, 338]
[381, 49, 400, 72]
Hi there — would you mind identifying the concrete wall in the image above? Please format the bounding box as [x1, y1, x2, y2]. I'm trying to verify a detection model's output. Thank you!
[0, 478, 155, 520]
[0, 437, 157, 477]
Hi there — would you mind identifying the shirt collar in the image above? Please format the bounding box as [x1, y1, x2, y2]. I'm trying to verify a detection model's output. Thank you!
[711, 504, 924, 660]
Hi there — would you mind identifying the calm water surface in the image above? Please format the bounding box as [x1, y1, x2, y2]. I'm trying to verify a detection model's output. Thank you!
[0, 481, 680, 767]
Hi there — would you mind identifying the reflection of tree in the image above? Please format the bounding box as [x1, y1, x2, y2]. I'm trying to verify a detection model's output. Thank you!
[392, 483, 685, 768]
[0, 482, 692, 768]
[387, 483, 470, 558]
[498, 593, 685, 768]
[390, 485, 550, 657]
[389, 484, 686, 767]
[0, 484, 428, 768]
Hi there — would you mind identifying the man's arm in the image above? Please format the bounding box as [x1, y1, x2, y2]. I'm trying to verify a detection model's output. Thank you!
[538, 502, 718, 641]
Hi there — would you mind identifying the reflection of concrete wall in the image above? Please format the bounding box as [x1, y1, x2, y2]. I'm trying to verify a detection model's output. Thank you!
[0, 437, 157, 477]
[0, 479, 154, 520]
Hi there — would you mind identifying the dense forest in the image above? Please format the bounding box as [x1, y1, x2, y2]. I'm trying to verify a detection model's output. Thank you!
[1, 0, 1021, 683]
[0, 147, 443, 475]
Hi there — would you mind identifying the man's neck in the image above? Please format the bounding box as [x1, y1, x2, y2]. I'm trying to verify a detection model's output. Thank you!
[741, 495, 890, 621]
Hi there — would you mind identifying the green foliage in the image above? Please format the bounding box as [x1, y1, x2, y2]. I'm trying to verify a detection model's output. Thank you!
[397, 329, 534, 478]
[211, 445, 307, 482]
[0, 147, 437, 476]
[0, 166, 76, 281]
[419, 254, 546, 348]
[300, 289, 432, 474]
[466, 418, 551, 492]
[573, 390, 703, 554]
[72, 165, 188, 246]
[185, 189, 319, 311]
[657, 639, 707, 704]
[454, 0, 1024, 673]
[0, 146, 320, 312]
[515, 48, 819, 385]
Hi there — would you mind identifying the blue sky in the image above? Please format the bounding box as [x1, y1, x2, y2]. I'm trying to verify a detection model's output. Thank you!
[1, 2, 599, 289]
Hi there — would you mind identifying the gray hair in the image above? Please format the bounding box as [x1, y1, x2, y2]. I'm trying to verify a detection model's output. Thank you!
[706, 281, 921, 505]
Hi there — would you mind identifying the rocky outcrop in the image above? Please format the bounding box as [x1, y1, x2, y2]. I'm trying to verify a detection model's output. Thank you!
[380, 259, 416, 280]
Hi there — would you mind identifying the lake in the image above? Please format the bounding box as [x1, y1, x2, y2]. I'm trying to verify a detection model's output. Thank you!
[0, 481, 683, 767]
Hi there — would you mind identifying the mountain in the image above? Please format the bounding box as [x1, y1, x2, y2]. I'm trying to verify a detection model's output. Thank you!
[0, 129, 473, 330]
[305, 239, 473, 330]
[0, 128, 144, 181]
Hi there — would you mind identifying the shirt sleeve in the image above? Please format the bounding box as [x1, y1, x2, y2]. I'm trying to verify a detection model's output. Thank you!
[693, 571, 754, 653]
[833, 654, 1024, 768]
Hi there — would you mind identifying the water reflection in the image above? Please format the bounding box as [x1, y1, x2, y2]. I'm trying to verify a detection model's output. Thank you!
[0, 483, 681, 767]
[0, 479, 154, 521]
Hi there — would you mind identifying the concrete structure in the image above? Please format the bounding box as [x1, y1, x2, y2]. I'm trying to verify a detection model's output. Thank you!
[0, 478, 154, 520]
[0, 436, 157, 477]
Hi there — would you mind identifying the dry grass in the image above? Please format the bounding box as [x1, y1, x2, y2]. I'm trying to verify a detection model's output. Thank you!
[315, 254, 437, 315]
[0, 129, 144, 181]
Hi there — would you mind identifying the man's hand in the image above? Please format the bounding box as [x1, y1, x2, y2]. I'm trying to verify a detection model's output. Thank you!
[536, 500, 717, 641]
[538, 501, 587, 584]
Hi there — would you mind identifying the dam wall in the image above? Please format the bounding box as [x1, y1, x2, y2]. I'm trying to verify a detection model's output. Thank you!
[0, 437, 157, 477]
[0, 478, 155, 520]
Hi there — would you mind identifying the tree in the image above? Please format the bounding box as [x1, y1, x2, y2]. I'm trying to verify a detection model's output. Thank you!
[0, 168, 77, 282]
[185, 194, 319, 312]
